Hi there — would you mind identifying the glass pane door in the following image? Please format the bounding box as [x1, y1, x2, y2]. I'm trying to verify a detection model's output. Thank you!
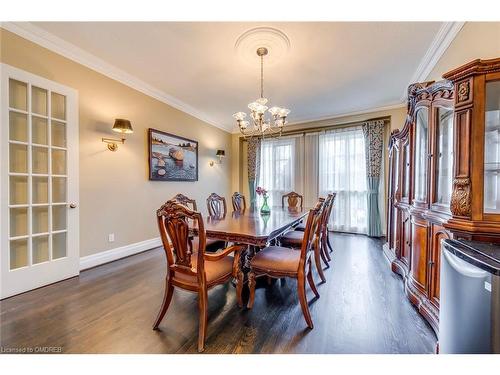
[414, 108, 429, 202]
[484, 81, 500, 213]
[7, 78, 68, 269]
[402, 142, 410, 199]
[435, 107, 454, 205]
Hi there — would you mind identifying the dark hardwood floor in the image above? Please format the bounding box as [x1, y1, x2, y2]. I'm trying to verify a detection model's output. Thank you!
[0, 233, 437, 354]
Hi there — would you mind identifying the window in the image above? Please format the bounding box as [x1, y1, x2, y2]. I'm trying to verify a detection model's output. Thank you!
[319, 127, 368, 234]
[258, 137, 296, 206]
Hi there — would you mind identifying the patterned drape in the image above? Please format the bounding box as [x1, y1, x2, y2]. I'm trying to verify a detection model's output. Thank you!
[247, 138, 261, 209]
[362, 120, 385, 237]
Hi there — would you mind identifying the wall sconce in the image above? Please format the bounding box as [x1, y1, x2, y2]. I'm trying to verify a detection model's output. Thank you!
[210, 149, 225, 166]
[102, 119, 134, 151]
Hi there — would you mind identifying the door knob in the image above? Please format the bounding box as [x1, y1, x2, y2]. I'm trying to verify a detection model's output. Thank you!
[69, 203, 77, 208]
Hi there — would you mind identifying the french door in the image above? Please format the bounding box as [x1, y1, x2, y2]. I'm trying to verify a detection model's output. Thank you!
[1, 64, 79, 299]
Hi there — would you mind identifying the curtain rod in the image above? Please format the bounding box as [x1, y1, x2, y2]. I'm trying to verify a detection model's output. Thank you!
[239, 116, 390, 140]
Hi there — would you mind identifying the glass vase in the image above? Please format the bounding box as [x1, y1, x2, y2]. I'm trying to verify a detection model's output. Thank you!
[260, 195, 271, 214]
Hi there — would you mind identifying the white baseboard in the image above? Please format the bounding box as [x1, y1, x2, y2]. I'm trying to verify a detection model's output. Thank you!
[80, 237, 162, 271]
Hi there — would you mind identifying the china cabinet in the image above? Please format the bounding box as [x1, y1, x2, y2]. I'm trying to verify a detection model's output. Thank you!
[385, 58, 500, 333]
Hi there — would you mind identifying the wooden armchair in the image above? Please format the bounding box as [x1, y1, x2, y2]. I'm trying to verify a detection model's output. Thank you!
[153, 200, 244, 352]
[231, 192, 246, 213]
[247, 200, 324, 329]
[282, 191, 304, 209]
[207, 193, 227, 217]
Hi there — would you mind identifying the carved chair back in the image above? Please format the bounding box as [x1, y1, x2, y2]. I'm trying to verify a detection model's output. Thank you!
[231, 192, 246, 213]
[319, 194, 334, 233]
[299, 199, 324, 266]
[172, 193, 198, 211]
[323, 192, 336, 232]
[282, 191, 304, 209]
[157, 200, 207, 283]
[207, 193, 227, 217]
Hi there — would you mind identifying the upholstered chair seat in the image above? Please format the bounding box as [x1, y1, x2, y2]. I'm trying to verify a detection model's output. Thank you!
[279, 230, 305, 248]
[173, 254, 234, 286]
[251, 246, 301, 273]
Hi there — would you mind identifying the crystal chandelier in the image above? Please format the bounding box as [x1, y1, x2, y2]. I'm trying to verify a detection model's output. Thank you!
[233, 47, 290, 139]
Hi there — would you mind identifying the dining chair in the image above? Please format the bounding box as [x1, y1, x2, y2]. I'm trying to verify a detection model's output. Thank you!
[231, 192, 246, 213]
[279, 196, 330, 283]
[247, 200, 323, 329]
[172, 193, 224, 251]
[321, 193, 336, 258]
[295, 192, 337, 257]
[153, 200, 245, 352]
[173, 193, 198, 211]
[281, 191, 304, 209]
[207, 193, 227, 217]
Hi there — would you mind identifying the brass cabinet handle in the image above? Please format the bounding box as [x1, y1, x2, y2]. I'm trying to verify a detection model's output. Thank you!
[69, 203, 77, 209]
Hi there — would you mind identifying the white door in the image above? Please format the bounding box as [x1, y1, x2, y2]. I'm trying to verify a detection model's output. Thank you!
[1, 64, 79, 299]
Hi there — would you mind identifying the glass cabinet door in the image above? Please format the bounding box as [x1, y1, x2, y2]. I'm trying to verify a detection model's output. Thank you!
[414, 108, 429, 202]
[401, 142, 410, 199]
[435, 107, 454, 205]
[484, 81, 500, 213]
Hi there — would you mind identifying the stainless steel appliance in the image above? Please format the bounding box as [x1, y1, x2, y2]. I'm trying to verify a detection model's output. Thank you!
[440, 239, 500, 353]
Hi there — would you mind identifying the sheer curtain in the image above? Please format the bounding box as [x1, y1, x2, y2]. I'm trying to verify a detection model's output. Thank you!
[319, 127, 368, 234]
[258, 137, 296, 206]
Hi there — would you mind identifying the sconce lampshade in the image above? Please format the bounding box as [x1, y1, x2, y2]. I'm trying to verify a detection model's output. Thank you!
[216, 149, 225, 157]
[112, 119, 133, 134]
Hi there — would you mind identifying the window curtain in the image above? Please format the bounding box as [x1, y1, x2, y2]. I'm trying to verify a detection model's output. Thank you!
[319, 127, 368, 234]
[258, 137, 296, 206]
[362, 120, 385, 237]
[247, 138, 261, 209]
[303, 133, 320, 208]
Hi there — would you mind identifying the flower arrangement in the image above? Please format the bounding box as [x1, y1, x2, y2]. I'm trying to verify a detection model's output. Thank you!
[256, 186, 268, 197]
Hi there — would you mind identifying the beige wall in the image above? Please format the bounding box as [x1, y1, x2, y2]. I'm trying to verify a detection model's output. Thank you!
[1, 29, 232, 257]
[427, 22, 500, 81]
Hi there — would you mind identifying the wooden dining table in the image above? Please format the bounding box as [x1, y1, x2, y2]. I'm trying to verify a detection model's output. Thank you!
[190, 206, 309, 300]
[191, 206, 309, 247]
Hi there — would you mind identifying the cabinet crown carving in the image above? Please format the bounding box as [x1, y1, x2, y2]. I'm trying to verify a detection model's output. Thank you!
[450, 177, 472, 218]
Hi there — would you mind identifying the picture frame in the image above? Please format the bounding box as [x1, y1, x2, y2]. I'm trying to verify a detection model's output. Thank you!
[148, 128, 199, 181]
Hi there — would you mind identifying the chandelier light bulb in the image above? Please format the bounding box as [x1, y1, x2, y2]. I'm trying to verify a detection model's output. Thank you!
[233, 112, 247, 121]
[268, 106, 281, 116]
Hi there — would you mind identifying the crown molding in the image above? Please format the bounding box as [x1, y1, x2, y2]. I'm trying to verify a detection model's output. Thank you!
[401, 21, 465, 101]
[1, 22, 231, 133]
[231, 101, 406, 133]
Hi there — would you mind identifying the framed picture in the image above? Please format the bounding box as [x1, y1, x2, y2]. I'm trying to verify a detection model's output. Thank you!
[148, 128, 198, 181]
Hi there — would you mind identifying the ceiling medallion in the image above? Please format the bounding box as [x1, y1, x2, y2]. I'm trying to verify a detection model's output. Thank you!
[234, 26, 291, 67]
[233, 27, 291, 140]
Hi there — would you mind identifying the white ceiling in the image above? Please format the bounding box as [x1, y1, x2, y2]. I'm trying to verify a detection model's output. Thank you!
[31, 22, 445, 132]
